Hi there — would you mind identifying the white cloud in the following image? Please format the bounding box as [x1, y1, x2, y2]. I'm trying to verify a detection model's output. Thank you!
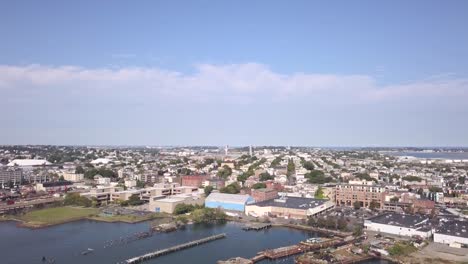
[0, 63, 467, 105]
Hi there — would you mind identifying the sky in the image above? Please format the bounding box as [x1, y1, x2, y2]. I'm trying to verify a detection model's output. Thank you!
[1, 0, 468, 147]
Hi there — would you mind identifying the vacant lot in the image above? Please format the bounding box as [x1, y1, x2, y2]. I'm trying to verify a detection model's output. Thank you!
[18, 206, 99, 227]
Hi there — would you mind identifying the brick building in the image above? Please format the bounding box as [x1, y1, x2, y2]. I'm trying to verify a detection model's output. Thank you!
[181, 175, 208, 187]
[335, 184, 386, 209]
[251, 188, 278, 202]
[265, 181, 284, 191]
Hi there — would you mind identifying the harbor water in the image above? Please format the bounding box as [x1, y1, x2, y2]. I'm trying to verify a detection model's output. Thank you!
[0, 220, 390, 264]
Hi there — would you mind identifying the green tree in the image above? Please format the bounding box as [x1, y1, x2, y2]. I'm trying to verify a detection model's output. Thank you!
[204, 186, 214, 196]
[303, 161, 315, 171]
[136, 180, 146, 188]
[259, 172, 274, 181]
[237, 171, 252, 183]
[369, 200, 380, 211]
[174, 203, 196, 215]
[287, 159, 295, 177]
[127, 194, 144, 206]
[305, 170, 333, 184]
[252, 182, 267, 189]
[314, 187, 326, 199]
[191, 208, 227, 224]
[75, 166, 85, 174]
[270, 156, 283, 167]
[217, 165, 232, 179]
[63, 193, 92, 207]
[353, 201, 361, 210]
[220, 182, 241, 194]
[402, 176, 422, 182]
[337, 217, 348, 231]
[353, 225, 363, 237]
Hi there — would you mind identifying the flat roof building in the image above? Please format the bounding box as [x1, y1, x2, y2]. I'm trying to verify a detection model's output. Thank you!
[434, 220, 468, 247]
[205, 193, 254, 212]
[336, 183, 386, 209]
[364, 213, 432, 239]
[148, 194, 204, 214]
[245, 196, 335, 219]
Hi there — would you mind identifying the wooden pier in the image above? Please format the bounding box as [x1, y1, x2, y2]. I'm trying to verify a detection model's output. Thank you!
[125, 233, 226, 264]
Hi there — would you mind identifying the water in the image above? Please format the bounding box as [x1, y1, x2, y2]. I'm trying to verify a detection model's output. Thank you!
[385, 151, 468, 159]
[0, 220, 388, 264]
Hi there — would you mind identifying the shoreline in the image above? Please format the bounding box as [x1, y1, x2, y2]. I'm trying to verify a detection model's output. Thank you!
[0, 210, 171, 229]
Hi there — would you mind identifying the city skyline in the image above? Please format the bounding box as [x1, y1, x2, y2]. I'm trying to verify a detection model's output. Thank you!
[1, 1, 468, 146]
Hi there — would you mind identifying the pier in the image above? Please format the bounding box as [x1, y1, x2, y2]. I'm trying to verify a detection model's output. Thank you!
[125, 233, 226, 263]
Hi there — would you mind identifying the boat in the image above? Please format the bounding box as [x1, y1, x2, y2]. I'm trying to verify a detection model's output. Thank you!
[81, 248, 94, 255]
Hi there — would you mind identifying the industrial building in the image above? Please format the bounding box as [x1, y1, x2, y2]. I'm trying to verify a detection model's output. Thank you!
[205, 193, 254, 212]
[148, 194, 204, 213]
[434, 220, 468, 247]
[35, 181, 73, 193]
[245, 196, 335, 219]
[364, 213, 432, 239]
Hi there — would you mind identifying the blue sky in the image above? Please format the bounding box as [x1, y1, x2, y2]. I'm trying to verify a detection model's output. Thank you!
[1, 0, 468, 146]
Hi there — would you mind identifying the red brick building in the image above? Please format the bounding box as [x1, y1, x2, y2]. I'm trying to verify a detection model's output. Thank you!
[265, 181, 284, 191]
[181, 175, 208, 187]
[251, 188, 278, 202]
[335, 184, 387, 209]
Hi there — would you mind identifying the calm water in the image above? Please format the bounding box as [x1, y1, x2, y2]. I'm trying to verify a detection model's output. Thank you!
[385, 151, 468, 159]
[0, 220, 389, 264]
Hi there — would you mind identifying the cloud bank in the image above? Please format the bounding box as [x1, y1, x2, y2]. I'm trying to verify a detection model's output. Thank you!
[1, 63, 467, 106]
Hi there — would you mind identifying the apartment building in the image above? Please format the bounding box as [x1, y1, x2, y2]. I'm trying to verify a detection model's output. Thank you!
[335, 183, 386, 209]
[0, 168, 23, 185]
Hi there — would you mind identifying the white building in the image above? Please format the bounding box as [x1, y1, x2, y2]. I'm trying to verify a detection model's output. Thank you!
[245, 196, 335, 219]
[434, 220, 468, 247]
[7, 159, 51, 167]
[62, 172, 84, 182]
[125, 179, 137, 188]
[364, 213, 432, 239]
[90, 158, 111, 165]
[94, 175, 111, 185]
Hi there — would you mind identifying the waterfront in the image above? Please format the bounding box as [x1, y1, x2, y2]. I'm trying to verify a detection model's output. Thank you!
[0, 220, 389, 264]
[384, 151, 468, 159]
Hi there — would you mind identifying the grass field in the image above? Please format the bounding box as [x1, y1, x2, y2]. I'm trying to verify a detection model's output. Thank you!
[17, 206, 99, 227]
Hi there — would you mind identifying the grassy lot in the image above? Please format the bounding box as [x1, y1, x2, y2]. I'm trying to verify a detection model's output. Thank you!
[17, 206, 99, 227]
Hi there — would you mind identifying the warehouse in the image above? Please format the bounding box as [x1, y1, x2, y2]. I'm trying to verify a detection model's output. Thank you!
[434, 220, 468, 247]
[245, 196, 335, 219]
[148, 194, 204, 214]
[205, 193, 254, 212]
[364, 213, 432, 238]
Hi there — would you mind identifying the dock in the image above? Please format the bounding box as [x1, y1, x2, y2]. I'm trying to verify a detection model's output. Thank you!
[242, 223, 272, 231]
[125, 233, 226, 263]
[245, 236, 361, 263]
